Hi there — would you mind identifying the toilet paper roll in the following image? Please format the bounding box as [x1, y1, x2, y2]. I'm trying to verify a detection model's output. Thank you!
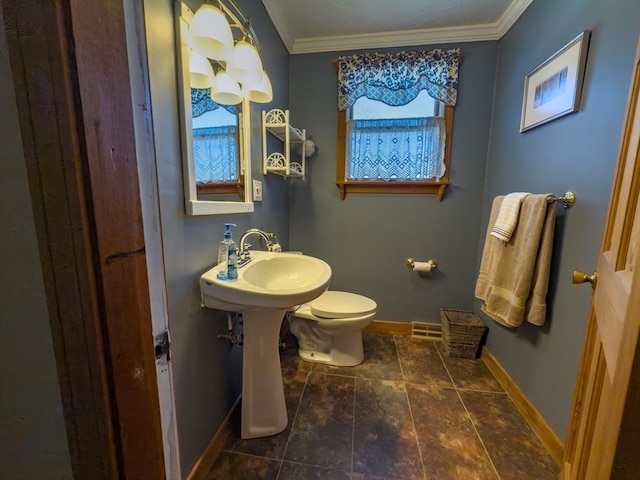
[413, 261, 433, 273]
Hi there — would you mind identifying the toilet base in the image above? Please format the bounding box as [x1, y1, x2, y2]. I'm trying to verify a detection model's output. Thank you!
[297, 330, 365, 367]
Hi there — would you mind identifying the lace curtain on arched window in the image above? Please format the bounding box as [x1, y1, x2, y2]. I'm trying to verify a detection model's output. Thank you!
[337, 49, 460, 181]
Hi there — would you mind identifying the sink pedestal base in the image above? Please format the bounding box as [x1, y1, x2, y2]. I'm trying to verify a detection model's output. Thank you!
[241, 308, 288, 439]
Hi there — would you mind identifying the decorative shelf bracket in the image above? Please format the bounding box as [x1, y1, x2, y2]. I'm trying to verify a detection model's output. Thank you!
[262, 109, 306, 179]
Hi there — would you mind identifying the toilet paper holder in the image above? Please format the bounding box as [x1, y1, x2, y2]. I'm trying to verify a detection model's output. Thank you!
[406, 258, 437, 271]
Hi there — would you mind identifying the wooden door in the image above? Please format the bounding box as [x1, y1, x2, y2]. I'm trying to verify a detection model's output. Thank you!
[561, 40, 640, 479]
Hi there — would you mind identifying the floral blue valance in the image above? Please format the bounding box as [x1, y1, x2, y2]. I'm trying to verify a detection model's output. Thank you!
[191, 88, 239, 118]
[336, 48, 461, 111]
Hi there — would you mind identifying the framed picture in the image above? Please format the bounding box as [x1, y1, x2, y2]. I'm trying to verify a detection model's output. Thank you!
[520, 30, 591, 132]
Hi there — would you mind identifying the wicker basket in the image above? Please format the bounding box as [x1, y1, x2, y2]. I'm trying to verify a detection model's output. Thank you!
[441, 309, 487, 359]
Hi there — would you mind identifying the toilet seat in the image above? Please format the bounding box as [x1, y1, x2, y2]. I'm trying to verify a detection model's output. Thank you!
[309, 291, 377, 319]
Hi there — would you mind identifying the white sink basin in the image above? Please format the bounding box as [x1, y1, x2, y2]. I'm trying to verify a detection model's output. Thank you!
[200, 250, 332, 439]
[200, 251, 332, 310]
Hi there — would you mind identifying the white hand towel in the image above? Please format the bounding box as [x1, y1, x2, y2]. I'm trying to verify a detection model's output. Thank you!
[490, 192, 530, 243]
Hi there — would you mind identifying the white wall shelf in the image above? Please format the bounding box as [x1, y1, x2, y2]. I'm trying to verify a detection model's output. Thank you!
[262, 109, 306, 179]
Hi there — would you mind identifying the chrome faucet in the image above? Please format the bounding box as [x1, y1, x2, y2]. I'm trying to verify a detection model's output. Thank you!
[238, 229, 280, 266]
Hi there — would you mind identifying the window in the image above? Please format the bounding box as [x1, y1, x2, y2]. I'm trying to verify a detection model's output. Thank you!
[336, 49, 461, 200]
[193, 106, 239, 187]
[191, 88, 245, 197]
[347, 91, 445, 180]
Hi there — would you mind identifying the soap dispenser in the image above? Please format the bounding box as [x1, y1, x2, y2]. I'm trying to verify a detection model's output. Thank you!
[217, 223, 236, 280]
[226, 228, 238, 280]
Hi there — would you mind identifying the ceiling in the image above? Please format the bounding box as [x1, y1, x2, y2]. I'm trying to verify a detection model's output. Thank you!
[260, 0, 533, 54]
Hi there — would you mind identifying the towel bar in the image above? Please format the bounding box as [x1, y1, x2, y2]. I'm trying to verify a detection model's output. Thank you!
[548, 191, 576, 208]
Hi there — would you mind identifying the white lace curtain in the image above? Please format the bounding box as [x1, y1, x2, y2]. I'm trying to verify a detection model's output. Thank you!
[193, 126, 238, 183]
[346, 117, 446, 180]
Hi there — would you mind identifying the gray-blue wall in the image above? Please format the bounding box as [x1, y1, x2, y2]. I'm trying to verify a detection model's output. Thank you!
[288, 0, 640, 442]
[143, 0, 290, 475]
[0, 13, 73, 479]
[478, 0, 640, 439]
[289, 42, 498, 322]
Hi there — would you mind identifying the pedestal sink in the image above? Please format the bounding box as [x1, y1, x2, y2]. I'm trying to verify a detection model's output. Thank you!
[200, 251, 331, 439]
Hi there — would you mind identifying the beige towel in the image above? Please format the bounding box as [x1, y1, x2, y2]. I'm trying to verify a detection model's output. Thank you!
[490, 192, 529, 242]
[475, 194, 556, 328]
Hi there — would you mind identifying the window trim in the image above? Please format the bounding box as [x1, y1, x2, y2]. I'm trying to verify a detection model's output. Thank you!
[336, 105, 454, 201]
[196, 176, 245, 198]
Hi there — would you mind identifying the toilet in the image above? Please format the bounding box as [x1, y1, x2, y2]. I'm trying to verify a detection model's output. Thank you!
[288, 290, 377, 366]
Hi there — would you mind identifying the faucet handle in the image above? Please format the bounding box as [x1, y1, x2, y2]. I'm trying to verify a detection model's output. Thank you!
[239, 244, 252, 262]
[267, 232, 281, 252]
[270, 243, 282, 252]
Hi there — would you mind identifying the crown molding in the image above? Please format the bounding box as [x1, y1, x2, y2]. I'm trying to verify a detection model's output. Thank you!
[261, 0, 294, 52]
[262, 0, 533, 55]
[496, 0, 534, 37]
[290, 23, 500, 54]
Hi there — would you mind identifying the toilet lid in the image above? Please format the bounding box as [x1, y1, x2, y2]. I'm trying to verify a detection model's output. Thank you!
[310, 291, 377, 319]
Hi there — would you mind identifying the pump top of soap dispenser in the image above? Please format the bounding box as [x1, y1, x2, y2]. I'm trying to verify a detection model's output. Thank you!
[224, 223, 236, 239]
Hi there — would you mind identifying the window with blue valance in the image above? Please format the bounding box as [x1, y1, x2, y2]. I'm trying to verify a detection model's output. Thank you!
[191, 88, 241, 190]
[336, 48, 461, 199]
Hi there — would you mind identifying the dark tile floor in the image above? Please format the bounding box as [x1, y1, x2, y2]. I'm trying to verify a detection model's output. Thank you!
[209, 333, 559, 480]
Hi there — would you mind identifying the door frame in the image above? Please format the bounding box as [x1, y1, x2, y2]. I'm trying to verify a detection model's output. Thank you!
[124, 0, 181, 477]
[3, 1, 165, 478]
